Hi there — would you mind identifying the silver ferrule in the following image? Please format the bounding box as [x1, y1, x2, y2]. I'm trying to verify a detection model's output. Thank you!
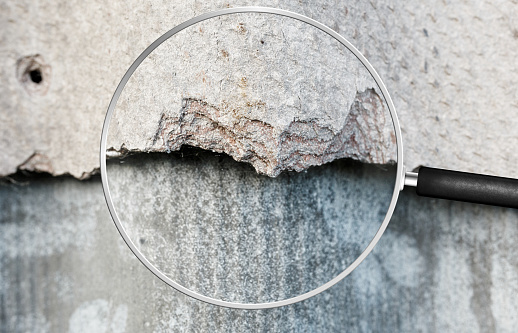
[404, 171, 419, 188]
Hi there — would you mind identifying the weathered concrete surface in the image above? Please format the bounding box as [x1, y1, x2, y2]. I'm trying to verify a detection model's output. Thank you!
[1, 154, 518, 332]
[107, 150, 395, 303]
[106, 13, 395, 176]
[109, 89, 394, 177]
[2, 1, 518, 332]
[2, 0, 518, 178]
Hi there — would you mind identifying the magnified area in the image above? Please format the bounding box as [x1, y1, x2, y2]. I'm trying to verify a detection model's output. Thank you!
[106, 12, 397, 303]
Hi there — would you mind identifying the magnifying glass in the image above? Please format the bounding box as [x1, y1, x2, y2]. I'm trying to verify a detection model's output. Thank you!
[100, 7, 518, 309]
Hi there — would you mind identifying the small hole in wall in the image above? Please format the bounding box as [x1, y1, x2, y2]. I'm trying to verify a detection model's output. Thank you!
[29, 69, 42, 84]
[16, 54, 51, 96]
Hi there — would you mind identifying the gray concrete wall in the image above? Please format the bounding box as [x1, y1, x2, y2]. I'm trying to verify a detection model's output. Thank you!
[2, 0, 518, 332]
[2, 0, 518, 178]
[2, 154, 518, 332]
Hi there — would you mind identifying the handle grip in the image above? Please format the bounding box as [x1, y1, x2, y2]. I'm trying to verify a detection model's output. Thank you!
[415, 167, 518, 209]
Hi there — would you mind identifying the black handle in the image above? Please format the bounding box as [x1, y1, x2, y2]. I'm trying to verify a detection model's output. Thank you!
[416, 167, 518, 209]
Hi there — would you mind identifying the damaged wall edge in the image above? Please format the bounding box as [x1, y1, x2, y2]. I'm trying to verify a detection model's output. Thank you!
[2, 86, 396, 181]
[107, 88, 396, 178]
[4, 152, 101, 182]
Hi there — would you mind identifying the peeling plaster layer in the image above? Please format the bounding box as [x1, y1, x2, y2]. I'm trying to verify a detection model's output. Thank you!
[109, 89, 395, 177]
[2, 1, 518, 179]
[107, 13, 394, 176]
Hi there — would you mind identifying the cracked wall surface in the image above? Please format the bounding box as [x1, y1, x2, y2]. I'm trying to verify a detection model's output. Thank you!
[109, 89, 395, 177]
[2, 0, 518, 332]
[106, 12, 396, 176]
[2, 0, 518, 179]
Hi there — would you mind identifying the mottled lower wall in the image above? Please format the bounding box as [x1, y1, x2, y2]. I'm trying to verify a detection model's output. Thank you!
[106, 150, 396, 304]
[1, 152, 517, 332]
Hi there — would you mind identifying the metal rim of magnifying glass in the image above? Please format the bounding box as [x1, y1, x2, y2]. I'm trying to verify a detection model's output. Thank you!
[100, 6, 404, 309]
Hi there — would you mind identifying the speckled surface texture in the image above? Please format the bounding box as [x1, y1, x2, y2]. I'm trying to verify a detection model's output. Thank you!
[2, 0, 518, 178]
[1, 0, 518, 332]
[106, 12, 395, 176]
[106, 151, 396, 304]
[1, 155, 518, 332]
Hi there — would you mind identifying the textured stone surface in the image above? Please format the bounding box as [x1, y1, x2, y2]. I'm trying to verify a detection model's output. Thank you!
[2, 1, 518, 332]
[109, 89, 394, 177]
[2, 0, 518, 178]
[106, 12, 395, 176]
[1, 154, 518, 332]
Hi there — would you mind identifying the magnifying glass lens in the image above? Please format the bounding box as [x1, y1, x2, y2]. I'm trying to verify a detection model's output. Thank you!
[105, 12, 398, 304]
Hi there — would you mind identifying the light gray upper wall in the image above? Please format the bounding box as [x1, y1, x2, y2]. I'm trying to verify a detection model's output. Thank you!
[2, 0, 517, 178]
